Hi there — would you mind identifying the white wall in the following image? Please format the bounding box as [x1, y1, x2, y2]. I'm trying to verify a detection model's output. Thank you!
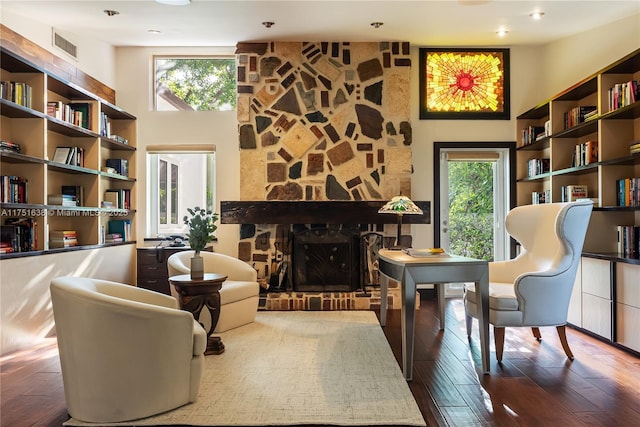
[114, 47, 240, 257]
[0, 8, 116, 88]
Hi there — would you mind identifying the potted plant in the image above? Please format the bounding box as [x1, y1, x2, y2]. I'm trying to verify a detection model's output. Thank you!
[183, 206, 218, 280]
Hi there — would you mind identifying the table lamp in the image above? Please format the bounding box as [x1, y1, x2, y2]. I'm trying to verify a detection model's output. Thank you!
[378, 195, 423, 250]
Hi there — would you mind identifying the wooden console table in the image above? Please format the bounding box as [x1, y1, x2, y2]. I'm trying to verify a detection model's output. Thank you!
[377, 249, 490, 380]
[169, 273, 228, 355]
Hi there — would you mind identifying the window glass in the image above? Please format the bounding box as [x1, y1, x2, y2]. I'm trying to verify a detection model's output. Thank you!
[154, 57, 237, 111]
[147, 152, 215, 237]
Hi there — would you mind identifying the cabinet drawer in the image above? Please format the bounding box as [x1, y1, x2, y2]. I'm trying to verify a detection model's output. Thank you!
[582, 293, 612, 340]
[137, 249, 172, 266]
[581, 258, 611, 299]
[616, 263, 640, 308]
[137, 264, 168, 279]
[137, 278, 170, 295]
[616, 302, 640, 352]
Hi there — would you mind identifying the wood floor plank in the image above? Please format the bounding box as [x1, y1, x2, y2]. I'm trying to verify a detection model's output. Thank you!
[2, 295, 639, 427]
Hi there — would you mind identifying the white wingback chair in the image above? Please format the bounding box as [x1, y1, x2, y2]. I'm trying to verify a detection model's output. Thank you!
[464, 200, 593, 362]
[167, 251, 260, 332]
[50, 276, 206, 423]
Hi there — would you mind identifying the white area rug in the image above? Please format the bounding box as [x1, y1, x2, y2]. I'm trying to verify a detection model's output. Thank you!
[65, 311, 426, 426]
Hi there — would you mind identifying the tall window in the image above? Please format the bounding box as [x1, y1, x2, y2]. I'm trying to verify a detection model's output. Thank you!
[154, 57, 237, 111]
[147, 150, 215, 237]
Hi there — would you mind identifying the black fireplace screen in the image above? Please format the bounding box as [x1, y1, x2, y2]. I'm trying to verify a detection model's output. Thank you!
[292, 228, 359, 292]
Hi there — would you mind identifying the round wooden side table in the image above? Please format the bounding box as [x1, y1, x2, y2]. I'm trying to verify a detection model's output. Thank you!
[169, 273, 228, 355]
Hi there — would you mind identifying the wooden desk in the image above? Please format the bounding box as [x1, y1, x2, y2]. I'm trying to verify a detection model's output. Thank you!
[169, 273, 228, 355]
[377, 249, 489, 380]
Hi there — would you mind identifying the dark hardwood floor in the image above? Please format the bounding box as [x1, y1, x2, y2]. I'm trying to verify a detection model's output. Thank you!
[2, 295, 639, 426]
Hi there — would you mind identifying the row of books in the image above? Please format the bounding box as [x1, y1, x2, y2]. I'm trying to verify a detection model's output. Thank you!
[631, 140, 640, 155]
[49, 230, 78, 249]
[52, 146, 84, 167]
[563, 105, 597, 130]
[104, 188, 131, 209]
[0, 218, 37, 253]
[105, 232, 124, 244]
[0, 81, 32, 108]
[608, 80, 639, 112]
[46, 101, 92, 130]
[48, 185, 84, 207]
[0, 140, 21, 154]
[617, 225, 639, 259]
[520, 125, 547, 146]
[105, 158, 129, 177]
[531, 190, 551, 205]
[572, 140, 598, 167]
[108, 220, 131, 242]
[527, 158, 550, 177]
[561, 185, 588, 202]
[1, 175, 28, 203]
[616, 178, 639, 207]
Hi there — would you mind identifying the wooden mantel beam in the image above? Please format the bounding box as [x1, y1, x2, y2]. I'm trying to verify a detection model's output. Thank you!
[219, 201, 431, 225]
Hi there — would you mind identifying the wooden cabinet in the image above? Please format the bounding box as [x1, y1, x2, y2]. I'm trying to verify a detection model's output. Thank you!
[580, 257, 613, 340]
[136, 245, 212, 295]
[0, 47, 136, 256]
[616, 263, 640, 352]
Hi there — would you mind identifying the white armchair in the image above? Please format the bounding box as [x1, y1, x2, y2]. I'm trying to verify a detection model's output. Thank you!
[464, 200, 593, 362]
[50, 276, 206, 423]
[167, 251, 260, 332]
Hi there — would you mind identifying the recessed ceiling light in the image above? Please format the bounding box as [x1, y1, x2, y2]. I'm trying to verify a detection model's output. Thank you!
[371, 22, 384, 29]
[262, 21, 275, 28]
[155, 0, 191, 5]
[530, 11, 545, 20]
[148, 29, 161, 35]
[497, 29, 508, 37]
[103, 9, 119, 17]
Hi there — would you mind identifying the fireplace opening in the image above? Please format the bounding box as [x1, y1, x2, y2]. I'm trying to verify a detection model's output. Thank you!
[292, 227, 360, 292]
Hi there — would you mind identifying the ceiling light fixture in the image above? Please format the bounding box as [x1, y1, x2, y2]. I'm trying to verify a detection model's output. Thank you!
[530, 11, 545, 20]
[497, 29, 508, 37]
[148, 29, 161, 34]
[262, 21, 275, 28]
[155, 0, 191, 5]
[371, 22, 384, 29]
[103, 9, 119, 17]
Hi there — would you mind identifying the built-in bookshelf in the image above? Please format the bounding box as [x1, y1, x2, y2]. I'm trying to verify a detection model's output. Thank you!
[516, 49, 640, 354]
[516, 48, 640, 263]
[0, 47, 137, 257]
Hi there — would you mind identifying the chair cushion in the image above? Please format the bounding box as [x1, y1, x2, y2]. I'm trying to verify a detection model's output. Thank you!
[219, 280, 260, 305]
[464, 282, 519, 311]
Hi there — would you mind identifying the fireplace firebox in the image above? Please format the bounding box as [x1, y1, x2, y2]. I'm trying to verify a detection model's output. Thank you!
[292, 228, 360, 292]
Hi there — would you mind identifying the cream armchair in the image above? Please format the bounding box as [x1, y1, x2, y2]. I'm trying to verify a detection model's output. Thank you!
[50, 277, 206, 423]
[167, 251, 260, 332]
[464, 200, 593, 362]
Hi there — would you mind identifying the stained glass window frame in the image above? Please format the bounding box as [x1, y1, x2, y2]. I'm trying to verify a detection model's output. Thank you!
[419, 48, 510, 120]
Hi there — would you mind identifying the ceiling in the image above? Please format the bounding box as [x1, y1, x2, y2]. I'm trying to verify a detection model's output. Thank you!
[1, 0, 638, 48]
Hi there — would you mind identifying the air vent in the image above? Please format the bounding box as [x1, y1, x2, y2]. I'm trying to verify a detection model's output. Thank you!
[52, 30, 78, 60]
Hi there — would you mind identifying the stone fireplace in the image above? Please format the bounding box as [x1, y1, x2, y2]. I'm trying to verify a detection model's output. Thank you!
[227, 41, 423, 310]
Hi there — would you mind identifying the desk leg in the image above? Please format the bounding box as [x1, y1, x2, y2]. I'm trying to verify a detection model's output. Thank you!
[380, 275, 388, 327]
[402, 270, 417, 381]
[437, 283, 446, 331]
[477, 269, 490, 374]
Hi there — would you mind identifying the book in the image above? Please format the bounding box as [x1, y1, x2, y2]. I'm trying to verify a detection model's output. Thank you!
[61, 185, 83, 206]
[53, 147, 72, 164]
[108, 219, 131, 241]
[562, 185, 588, 202]
[68, 102, 91, 129]
[49, 230, 78, 248]
[106, 158, 129, 177]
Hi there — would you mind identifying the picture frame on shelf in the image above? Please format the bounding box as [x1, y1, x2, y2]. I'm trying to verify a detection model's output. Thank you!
[419, 47, 510, 120]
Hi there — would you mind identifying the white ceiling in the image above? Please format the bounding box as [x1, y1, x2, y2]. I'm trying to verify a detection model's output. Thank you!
[1, 0, 638, 48]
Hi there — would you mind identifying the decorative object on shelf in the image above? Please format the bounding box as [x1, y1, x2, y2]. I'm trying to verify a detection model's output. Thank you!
[378, 195, 424, 250]
[183, 206, 218, 280]
[419, 48, 510, 120]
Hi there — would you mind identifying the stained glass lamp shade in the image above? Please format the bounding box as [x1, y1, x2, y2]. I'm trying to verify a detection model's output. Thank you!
[378, 195, 423, 249]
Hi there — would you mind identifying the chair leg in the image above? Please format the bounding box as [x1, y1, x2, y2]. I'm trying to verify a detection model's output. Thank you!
[494, 327, 505, 362]
[465, 313, 473, 338]
[556, 325, 574, 360]
[532, 327, 542, 341]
